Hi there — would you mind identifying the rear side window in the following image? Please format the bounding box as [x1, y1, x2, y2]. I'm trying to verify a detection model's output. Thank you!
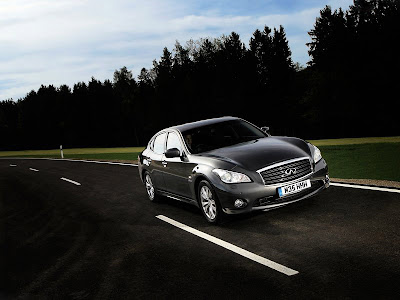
[166, 132, 183, 152]
[153, 132, 166, 154]
[148, 138, 155, 150]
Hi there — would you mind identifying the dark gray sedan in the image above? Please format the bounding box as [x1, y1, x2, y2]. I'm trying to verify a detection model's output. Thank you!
[138, 117, 329, 223]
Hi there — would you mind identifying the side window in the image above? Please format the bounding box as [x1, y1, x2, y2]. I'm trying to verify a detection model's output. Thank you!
[153, 133, 166, 155]
[149, 138, 155, 150]
[166, 132, 183, 152]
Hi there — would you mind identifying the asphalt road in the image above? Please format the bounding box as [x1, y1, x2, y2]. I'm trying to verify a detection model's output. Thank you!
[1, 158, 400, 299]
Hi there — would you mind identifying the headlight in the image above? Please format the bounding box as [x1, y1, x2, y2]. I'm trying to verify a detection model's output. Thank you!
[313, 145, 322, 163]
[212, 169, 251, 184]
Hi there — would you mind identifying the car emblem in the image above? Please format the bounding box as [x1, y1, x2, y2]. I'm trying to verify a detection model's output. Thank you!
[284, 168, 297, 176]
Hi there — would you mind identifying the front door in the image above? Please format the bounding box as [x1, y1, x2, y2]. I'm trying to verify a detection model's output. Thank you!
[162, 132, 192, 198]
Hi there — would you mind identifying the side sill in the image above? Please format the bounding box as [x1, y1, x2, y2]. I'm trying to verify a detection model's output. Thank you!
[158, 190, 196, 204]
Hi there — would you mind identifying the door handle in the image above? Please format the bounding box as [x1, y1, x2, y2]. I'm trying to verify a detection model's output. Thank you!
[162, 161, 167, 167]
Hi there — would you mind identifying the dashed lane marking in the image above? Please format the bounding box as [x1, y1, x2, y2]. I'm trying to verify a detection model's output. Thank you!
[60, 177, 81, 186]
[156, 215, 299, 276]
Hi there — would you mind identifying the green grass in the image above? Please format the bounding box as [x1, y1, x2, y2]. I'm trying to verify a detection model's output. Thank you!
[306, 136, 400, 181]
[62, 152, 142, 161]
[308, 136, 400, 146]
[0, 147, 145, 161]
[319, 143, 400, 182]
[1, 137, 399, 182]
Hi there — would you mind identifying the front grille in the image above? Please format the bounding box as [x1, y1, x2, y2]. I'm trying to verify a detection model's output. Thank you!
[258, 158, 312, 185]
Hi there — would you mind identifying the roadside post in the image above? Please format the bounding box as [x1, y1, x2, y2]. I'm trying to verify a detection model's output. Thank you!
[60, 145, 64, 159]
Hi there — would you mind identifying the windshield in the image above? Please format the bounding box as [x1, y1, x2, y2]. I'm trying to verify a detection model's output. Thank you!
[181, 119, 267, 154]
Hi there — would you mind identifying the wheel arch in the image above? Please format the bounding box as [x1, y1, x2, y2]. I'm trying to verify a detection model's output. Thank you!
[141, 169, 148, 183]
[193, 173, 221, 205]
[193, 175, 209, 204]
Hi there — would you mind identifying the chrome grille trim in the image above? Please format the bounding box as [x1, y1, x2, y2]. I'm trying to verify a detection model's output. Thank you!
[257, 157, 313, 186]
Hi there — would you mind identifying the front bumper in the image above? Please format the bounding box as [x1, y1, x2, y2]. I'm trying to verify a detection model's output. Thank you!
[214, 159, 329, 214]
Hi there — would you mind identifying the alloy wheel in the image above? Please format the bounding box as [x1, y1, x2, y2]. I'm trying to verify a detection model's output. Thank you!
[200, 185, 217, 220]
[145, 174, 155, 200]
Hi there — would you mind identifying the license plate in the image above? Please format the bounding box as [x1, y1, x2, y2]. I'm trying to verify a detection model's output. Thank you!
[278, 179, 311, 197]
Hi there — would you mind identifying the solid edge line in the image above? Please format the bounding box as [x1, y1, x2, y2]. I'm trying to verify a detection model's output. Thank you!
[60, 177, 81, 186]
[1, 157, 137, 167]
[156, 215, 299, 276]
[29, 168, 39, 172]
[330, 180, 400, 191]
[330, 182, 400, 194]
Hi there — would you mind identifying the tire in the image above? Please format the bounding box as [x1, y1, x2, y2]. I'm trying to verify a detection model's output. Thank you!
[144, 172, 159, 202]
[198, 180, 223, 224]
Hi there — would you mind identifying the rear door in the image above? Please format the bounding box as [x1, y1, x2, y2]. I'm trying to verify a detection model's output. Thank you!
[149, 132, 167, 191]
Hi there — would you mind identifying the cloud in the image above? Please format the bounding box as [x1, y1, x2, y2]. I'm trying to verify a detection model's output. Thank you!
[0, 0, 353, 100]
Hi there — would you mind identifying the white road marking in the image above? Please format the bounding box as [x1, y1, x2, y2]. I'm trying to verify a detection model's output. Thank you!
[29, 168, 39, 172]
[60, 177, 81, 186]
[0, 157, 137, 166]
[53, 158, 138, 166]
[156, 215, 299, 276]
[330, 182, 400, 194]
[9, 164, 17, 167]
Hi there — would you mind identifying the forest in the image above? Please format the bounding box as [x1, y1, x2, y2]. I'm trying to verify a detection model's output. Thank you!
[0, 0, 399, 150]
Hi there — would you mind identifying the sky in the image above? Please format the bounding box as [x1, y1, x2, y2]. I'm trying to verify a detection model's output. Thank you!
[0, 0, 354, 101]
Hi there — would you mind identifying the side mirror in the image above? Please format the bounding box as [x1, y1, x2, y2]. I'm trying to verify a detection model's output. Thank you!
[261, 126, 270, 134]
[165, 148, 181, 158]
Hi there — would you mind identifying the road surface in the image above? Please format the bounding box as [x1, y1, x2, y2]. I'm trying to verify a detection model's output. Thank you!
[1, 158, 399, 299]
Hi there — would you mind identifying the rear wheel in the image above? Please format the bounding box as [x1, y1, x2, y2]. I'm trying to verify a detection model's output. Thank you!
[144, 172, 159, 202]
[198, 180, 223, 223]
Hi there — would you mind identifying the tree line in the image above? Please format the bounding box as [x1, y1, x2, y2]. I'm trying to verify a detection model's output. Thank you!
[0, 0, 398, 150]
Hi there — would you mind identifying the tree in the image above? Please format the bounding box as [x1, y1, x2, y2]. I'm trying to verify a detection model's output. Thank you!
[249, 25, 296, 131]
[271, 26, 294, 82]
[249, 26, 274, 87]
[305, 0, 400, 137]
[0, 99, 18, 149]
[307, 6, 348, 69]
[113, 67, 138, 145]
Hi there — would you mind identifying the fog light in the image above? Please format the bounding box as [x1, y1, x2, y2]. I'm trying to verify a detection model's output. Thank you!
[234, 199, 246, 208]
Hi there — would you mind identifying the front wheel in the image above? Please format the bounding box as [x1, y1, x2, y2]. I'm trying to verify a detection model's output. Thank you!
[144, 172, 159, 202]
[198, 180, 223, 223]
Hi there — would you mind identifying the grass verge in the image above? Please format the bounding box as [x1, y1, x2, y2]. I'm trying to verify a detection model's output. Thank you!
[308, 136, 400, 146]
[319, 143, 400, 182]
[0, 147, 145, 162]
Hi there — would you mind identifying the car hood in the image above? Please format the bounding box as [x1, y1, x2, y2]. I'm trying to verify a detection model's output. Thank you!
[199, 137, 312, 171]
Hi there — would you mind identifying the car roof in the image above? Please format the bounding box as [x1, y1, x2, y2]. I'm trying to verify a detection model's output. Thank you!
[167, 116, 239, 133]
